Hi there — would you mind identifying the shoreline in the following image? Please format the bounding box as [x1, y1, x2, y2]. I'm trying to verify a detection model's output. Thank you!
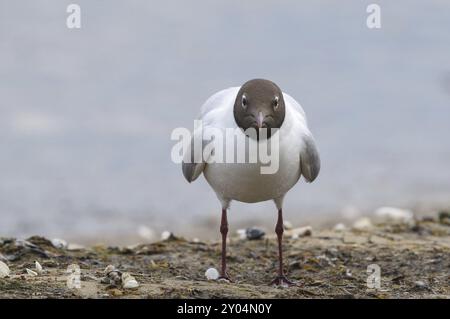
[4, 201, 448, 247]
[1, 213, 450, 298]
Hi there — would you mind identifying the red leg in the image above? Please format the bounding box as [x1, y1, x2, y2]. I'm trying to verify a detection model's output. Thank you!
[271, 209, 296, 286]
[219, 209, 231, 281]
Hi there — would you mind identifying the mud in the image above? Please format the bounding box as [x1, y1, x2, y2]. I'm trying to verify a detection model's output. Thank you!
[1, 217, 450, 299]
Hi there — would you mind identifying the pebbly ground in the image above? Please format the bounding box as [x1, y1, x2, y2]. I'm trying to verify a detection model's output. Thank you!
[1, 217, 450, 299]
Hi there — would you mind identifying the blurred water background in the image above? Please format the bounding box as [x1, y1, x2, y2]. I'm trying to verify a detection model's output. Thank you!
[1, 0, 449, 244]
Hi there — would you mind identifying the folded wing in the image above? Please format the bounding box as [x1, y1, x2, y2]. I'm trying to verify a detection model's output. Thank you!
[182, 130, 213, 183]
[300, 134, 320, 182]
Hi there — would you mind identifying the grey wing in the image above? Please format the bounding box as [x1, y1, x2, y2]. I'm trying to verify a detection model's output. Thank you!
[182, 161, 205, 183]
[182, 136, 212, 183]
[300, 135, 321, 183]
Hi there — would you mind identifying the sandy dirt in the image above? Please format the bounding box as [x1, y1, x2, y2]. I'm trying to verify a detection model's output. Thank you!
[1, 216, 450, 299]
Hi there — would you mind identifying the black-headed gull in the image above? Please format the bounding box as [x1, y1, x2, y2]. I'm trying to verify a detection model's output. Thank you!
[182, 79, 320, 286]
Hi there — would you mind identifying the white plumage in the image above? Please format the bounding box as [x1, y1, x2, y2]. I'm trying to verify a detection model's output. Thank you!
[185, 86, 319, 209]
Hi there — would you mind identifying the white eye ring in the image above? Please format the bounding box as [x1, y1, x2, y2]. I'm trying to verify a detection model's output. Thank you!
[242, 94, 248, 109]
[273, 96, 279, 110]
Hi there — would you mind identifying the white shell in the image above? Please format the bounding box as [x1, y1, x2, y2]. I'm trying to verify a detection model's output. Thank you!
[121, 272, 139, 289]
[205, 267, 220, 280]
[51, 238, 68, 249]
[375, 207, 415, 225]
[283, 221, 293, 230]
[123, 279, 139, 289]
[26, 268, 38, 276]
[35, 261, 43, 274]
[161, 231, 172, 241]
[288, 226, 312, 239]
[104, 265, 116, 274]
[353, 217, 373, 230]
[0, 261, 10, 278]
[333, 223, 347, 232]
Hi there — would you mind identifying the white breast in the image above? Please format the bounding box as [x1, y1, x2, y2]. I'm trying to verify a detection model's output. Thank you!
[203, 140, 301, 203]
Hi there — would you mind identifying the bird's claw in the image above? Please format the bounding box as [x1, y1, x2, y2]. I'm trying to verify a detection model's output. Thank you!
[218, 274, 233, 283]
[270, 275, 297, 287]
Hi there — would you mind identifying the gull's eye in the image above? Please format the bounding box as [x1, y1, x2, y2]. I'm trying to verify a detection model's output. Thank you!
[273, 96, 279, 110]
[242, 94, 248, 109]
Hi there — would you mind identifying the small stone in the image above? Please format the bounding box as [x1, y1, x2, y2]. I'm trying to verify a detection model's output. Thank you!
[103, 265, 122, 286]
[246, 227, 265, 240]
[345, 269, 353, 278]
[353, 217, 373, 230]
[104, 265, 116, 275]
[26, 268, 38, 276]
[51, 238, 68, 249]
[0, 261, 10, 278]
[205, 267, 220, 280]
[289, 226, 312, 239]
[414, 280, 428, 289]
[109, 288, 123, 296]
[121, 272, 139, 289]
[333, 223, 347, 232]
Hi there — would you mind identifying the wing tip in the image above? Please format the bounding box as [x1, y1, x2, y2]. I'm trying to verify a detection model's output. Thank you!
[182, 162, 192, 183]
